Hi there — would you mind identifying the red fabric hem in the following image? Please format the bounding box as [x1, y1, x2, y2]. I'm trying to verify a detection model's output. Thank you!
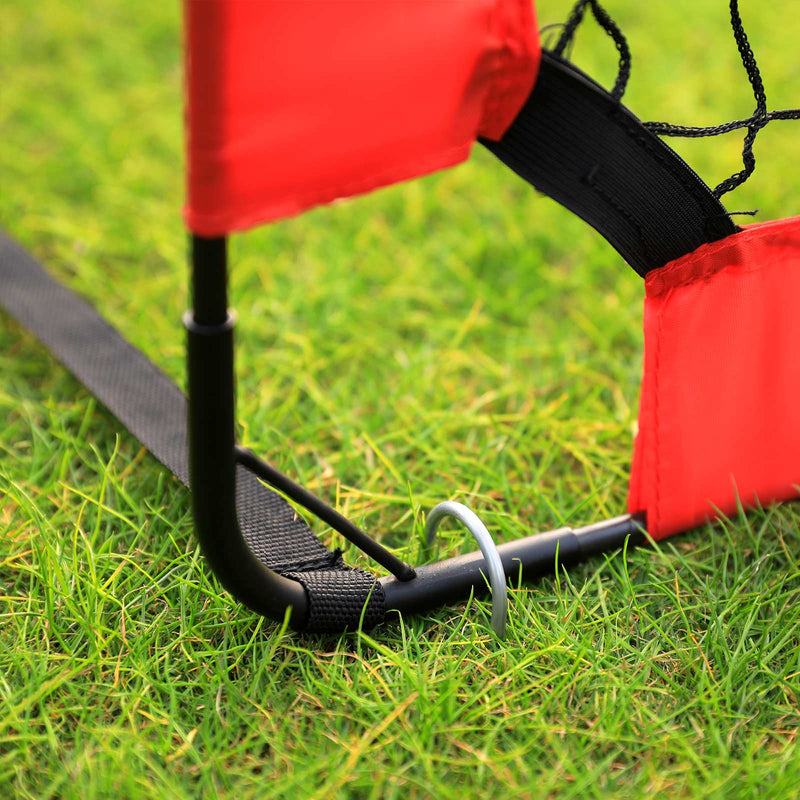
[645, 214, 800, 297]
[184, 142, 473, 237]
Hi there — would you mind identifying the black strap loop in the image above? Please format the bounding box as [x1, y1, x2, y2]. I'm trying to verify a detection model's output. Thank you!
[481, 53, 736, 277]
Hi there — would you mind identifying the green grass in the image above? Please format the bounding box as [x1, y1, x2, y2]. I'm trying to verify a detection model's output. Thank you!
[2, 0, 799, 797]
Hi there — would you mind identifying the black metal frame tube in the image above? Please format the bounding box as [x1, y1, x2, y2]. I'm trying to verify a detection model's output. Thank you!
[380, 514, 645, 616]
[186, 235, 309, 622]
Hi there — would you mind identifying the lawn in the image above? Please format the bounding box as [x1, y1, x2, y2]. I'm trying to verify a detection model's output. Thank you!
[1, 1, 799, 797]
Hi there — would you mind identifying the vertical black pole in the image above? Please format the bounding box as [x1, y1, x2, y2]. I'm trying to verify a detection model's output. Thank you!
[191, 236, 228, 324]
[185, 235, 308, 622]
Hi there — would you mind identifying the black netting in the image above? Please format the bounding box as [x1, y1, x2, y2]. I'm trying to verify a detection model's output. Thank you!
[554, 0, 800, 199]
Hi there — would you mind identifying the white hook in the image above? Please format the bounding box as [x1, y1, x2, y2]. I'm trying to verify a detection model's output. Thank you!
[425, 501, 507, 638]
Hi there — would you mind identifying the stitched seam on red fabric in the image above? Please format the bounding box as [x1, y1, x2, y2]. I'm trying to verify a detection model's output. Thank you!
[646, 217, 800, 296]
[480, 0, 537, 139]
[628, 388, 643, 516]
[498, 0, 529, 114]
[509, 0, 538, 114]
[651, 261, 790, 298]
[479, 0, 506, 136]
[652, 299, 663, 537]
[646, 234, 748, 295]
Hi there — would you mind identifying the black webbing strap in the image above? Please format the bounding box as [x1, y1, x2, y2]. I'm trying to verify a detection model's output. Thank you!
[0, 231, 384, 633]
[482, 52, 737, 276]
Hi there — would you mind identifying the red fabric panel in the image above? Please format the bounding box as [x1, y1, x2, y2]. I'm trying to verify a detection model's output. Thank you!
[184, 0, 540, 236]
[628, 216, 800, 539]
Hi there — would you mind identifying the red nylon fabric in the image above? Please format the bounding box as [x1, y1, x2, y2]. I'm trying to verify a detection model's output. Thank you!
[183, 0, 540, 236]
[628, 216, 800, 539]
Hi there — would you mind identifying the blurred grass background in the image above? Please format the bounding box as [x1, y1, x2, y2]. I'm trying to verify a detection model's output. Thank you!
[1, 1, 799, 797]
